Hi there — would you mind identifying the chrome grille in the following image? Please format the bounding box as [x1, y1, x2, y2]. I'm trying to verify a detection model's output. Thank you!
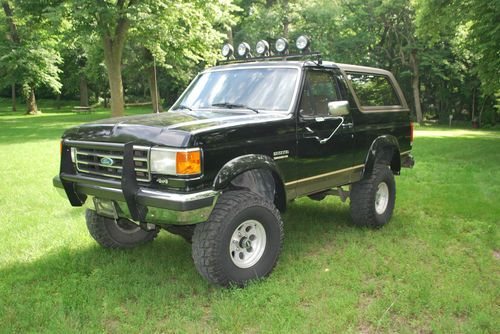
[75, 145, 151, 182]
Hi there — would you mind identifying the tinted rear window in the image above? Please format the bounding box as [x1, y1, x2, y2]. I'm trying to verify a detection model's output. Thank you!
[347, 72, 401, 107]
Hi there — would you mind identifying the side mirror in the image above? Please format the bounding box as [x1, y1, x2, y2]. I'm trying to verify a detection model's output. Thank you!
[328, 101, 349, 117]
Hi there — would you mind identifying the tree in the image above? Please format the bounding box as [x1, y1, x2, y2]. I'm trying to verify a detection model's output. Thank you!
[66, 0, 238, 117]
[0, 1, 62, 114]
[416, 0, 500, 119]
[130, 0, 239, 113]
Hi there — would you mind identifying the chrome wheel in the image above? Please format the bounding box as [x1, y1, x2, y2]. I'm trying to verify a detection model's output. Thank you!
[229, 219, 267, 269]
[375, 182, 389, 214]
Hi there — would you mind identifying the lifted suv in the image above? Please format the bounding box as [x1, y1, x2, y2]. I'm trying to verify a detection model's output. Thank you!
[54, 53, 414, 287]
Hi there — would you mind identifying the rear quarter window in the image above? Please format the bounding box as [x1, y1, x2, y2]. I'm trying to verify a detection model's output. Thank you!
[347, 72, 401, 107]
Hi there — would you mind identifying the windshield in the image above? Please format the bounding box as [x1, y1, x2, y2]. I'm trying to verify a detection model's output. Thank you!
[174, 67, 299, 112]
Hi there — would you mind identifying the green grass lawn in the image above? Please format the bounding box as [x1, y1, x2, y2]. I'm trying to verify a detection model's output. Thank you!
[0, 102, 499, 333]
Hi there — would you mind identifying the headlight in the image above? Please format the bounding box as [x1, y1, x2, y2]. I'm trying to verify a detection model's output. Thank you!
[275, 38, 288, 54]
[150, 147, 201, 176]
[237, 42, 251, 58]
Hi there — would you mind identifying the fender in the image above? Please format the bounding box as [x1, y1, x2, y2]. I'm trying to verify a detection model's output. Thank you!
[213, 154, 285, 190]
[362, 135, 401, 177]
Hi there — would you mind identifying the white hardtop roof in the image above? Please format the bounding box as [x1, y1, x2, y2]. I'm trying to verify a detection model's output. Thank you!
[208, 60, 394, 76]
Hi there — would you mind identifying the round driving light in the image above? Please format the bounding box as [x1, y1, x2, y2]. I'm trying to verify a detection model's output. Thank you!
[221, 43, 233, 58]
[296, 35, 310, 51]
[255, 40, 270, 56]
[275, 38, 289, 54]
[237, 42, 251, 58]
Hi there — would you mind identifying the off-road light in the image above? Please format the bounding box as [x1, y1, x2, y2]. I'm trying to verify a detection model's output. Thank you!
[255, 40, 270, 56]
[237, 42, 251, 58]
[221, 43, 234, 58]
[296, 35, 310, 52]
[275, 38, 289, 54]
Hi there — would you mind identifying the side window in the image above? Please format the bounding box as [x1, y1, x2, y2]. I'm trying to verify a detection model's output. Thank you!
[300, 70, 339, 117]
[347, 72, 401, 107]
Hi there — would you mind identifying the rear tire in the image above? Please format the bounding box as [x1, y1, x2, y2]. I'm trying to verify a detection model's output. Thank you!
[85, 209, 158, 249]
[350, 164, 396, 228]
[192, 190, 284, 287]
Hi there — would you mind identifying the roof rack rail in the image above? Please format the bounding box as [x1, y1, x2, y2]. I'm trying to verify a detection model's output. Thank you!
[216, 52, 323, 66]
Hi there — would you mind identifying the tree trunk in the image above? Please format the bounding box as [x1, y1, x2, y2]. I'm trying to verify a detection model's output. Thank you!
[148, 65, 162, 113]
[2, 1, 20, 44]
[471, 89, 476, 121]
[11, 83, 16, 112]
[101, 14, 129, 117]
[282, 0, 289, 38]
[410, 50, 423, 125]
[25, 86, 39, 115]
[79, 74, 89, 107]
[478, 96, 488, 127]
[4, 1, 20, 114]
[143, 48, 162, 113]
[103, 42, 125, 117]
[226, 27, 233, 45]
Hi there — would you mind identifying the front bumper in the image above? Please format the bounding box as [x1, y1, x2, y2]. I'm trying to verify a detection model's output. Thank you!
[53, 174, 218, 225]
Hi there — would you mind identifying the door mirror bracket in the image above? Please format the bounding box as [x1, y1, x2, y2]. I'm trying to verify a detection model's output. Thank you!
[318, 116, 344, 144]
[304, 116, 345, 144]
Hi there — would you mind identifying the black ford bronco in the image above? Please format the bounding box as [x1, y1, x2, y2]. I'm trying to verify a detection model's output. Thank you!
[54, 37, 414, 287]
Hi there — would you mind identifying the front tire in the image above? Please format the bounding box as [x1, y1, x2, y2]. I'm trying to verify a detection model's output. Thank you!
[350, 164, 396, 228]
[85, 209, 158, 249]
[192, 191, 284, 287]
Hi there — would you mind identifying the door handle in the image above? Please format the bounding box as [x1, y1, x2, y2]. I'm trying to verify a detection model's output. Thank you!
[342, 122, 353, 129]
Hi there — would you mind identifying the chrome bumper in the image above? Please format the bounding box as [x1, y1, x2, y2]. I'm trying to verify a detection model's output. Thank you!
[53, 175, 218, 225]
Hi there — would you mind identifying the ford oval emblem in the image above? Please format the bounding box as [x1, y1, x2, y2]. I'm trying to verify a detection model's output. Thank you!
[100, 157, 114, 166]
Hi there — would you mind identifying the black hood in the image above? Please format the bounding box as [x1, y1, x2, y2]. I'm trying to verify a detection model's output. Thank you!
[62, 110, 290, 147]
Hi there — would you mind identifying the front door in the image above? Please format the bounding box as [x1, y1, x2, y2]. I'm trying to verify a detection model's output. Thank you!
[293, 68, 355, 197]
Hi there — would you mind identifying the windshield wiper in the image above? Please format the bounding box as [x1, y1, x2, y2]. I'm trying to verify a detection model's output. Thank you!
[211, 102, 259, 113]
[173, 104, 192, 111]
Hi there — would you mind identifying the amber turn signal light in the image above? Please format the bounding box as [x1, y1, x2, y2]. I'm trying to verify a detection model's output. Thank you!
[176, 150, 201, 175]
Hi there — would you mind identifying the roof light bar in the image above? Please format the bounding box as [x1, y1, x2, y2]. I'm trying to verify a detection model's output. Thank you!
[217, 35, 321, 65]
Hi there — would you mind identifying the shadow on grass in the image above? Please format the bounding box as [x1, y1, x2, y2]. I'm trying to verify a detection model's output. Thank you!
[0, 197, 424, 331]
[0, 201, 354, 295]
